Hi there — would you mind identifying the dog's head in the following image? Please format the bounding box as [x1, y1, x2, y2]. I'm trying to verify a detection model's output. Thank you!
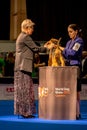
[44, 37, 62, 49]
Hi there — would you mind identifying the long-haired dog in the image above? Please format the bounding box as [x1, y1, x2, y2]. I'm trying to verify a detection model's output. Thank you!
[45, 38, 65, 66]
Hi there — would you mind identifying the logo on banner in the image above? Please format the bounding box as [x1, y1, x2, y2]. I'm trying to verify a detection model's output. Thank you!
[0, 84, 14, 100]
[55, 87, 70, 97]
[38, 87, 48, 98]
[38, 86, 70, 98]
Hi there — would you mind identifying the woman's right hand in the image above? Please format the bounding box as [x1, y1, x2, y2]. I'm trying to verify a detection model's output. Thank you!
[59, 46, 65, 51]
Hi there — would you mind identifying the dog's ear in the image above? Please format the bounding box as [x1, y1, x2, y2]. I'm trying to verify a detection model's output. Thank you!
[57, 37, 62, 45]
[50, 38, 58, 44]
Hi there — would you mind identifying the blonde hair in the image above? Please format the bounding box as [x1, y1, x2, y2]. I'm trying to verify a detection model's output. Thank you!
[21, 19, 35, 31]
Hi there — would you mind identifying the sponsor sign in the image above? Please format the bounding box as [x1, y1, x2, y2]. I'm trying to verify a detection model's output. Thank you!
[80, 84, 87, 100]
[0, 84, 38, 100]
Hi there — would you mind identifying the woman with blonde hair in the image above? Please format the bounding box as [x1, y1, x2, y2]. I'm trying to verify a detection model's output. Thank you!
[14, 19, 52, 118]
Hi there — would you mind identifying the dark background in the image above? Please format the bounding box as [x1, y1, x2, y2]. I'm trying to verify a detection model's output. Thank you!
[0, 0, 87, 50]
[0, 0, 10, 40]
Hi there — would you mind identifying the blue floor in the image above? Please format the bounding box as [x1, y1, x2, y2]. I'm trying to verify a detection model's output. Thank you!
[0, 100, 87, 130]
[0, 100, 87, 117]
[0, 115, 87, 130]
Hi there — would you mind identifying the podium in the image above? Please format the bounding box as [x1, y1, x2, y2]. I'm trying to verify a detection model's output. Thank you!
[38, 66, 78, 120]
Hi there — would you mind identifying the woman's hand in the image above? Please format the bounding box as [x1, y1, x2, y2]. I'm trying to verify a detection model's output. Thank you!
[59, 46, 65, 51]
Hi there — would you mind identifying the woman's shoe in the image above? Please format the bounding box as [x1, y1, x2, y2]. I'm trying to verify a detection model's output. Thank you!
[27, 115, 35, 118]
[21, 115, 35, 118]
[76, 114, 81, 120]
[76, 116, 79, 120]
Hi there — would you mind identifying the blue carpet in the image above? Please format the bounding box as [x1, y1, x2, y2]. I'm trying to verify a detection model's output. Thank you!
[0, 100, 87, 130]
[0, 100, 87, 118]
[0, 115, 87, 130]
[80, 100, 87, 119]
